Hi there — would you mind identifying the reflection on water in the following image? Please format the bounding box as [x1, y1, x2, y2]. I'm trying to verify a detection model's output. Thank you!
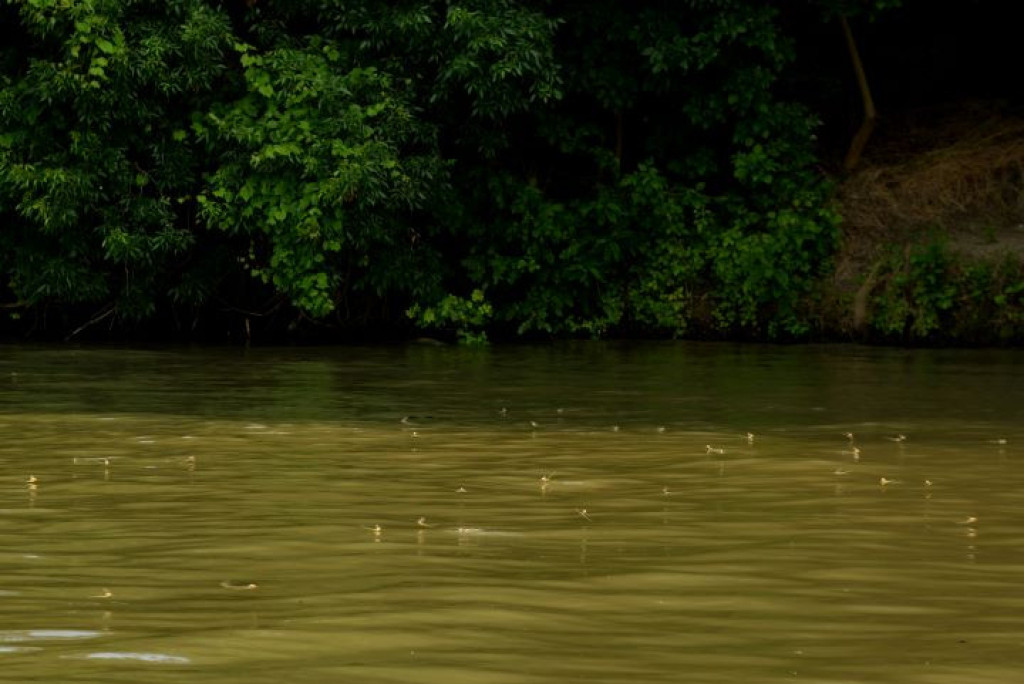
[1, 343, 1023, 683]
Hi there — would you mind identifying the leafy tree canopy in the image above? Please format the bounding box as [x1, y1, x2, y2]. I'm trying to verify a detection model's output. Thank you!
[0, 0, 895, 341]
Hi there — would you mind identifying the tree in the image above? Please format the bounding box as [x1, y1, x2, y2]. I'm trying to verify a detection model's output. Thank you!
[0, 0, 237, 332]
[1, 0, 892, 341]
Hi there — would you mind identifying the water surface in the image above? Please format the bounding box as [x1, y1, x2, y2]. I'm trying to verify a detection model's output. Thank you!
[1, 343, 1023, 683]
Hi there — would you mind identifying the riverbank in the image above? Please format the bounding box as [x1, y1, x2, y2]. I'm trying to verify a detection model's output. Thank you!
[3, 104, 1022, 348]
[820, 103, 1024, 345]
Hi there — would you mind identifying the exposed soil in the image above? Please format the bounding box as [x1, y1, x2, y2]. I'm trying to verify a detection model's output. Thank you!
[827, 102, 1024, 338]
[836, 101, 1024, 281]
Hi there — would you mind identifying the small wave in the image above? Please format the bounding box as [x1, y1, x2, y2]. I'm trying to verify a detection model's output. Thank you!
[1, 629, 101, 642]
[0, 645, 42, 653]
[81, 652, 191, 664]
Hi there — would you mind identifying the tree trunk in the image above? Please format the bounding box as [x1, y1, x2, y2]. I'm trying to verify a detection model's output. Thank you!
[842, 16, 877, 171]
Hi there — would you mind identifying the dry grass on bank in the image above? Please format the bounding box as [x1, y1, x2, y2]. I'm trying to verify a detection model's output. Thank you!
[835, 103, 1024, 280]
[826, 104, 1024, 338]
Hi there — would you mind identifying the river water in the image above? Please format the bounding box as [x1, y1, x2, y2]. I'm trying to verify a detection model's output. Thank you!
[1, 343, 1022, 683]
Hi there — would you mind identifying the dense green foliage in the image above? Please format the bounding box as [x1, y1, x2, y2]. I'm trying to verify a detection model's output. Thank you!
[0, 0, 921, 342]
[867, 241, 1024, 344]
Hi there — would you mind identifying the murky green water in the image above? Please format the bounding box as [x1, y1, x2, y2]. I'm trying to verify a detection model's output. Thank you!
[2, 343, 1023, 683]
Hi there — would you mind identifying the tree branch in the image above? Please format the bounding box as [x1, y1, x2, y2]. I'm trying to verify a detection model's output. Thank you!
[65, 305, 115, 342]
[842, 16, 877, 171]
